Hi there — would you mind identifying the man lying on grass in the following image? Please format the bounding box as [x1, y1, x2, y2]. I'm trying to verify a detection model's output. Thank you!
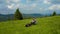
[25, 17, 36, 27]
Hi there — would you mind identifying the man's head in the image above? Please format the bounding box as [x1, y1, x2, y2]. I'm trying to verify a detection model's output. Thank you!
[33, 17, 36, 20]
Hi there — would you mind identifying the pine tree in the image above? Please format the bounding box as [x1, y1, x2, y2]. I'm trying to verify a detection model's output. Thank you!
[14, 8, 23, 20]
[52, 11, 56, 16]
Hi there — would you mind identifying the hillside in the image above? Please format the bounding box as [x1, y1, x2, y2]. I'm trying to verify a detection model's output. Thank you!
[0, 14, 52, 21]
[0, 14, 45, 22]
[0, 16, 60, 34]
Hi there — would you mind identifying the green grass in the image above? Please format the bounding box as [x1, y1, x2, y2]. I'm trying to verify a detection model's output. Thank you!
[0, 16, 60, 34]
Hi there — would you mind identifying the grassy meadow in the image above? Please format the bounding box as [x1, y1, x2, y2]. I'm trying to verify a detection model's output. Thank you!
[0, 16, 60, 34]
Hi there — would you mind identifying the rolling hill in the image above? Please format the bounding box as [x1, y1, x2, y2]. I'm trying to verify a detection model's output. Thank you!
[0, 14, 44, 21]
[0, 16, 60, 34]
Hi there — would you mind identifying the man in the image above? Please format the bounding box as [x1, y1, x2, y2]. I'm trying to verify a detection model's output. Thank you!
[25, 17, 36, 27]
[31, 17, 36, 25]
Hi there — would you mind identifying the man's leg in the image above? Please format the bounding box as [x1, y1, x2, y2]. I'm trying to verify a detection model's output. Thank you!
[33, 22, 36, 25]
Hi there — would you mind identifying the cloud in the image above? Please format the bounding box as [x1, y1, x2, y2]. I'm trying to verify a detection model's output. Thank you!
[32, 3, 37, 8]
[48, 4, 60, 10]
[6, 0, 21, 3]
[23, 3, 37, 10]
[0, 0, 5, 4]
[26, 0, 42, 3]
[26, 0, 31, 3]
[51, 0, 60, 4]
[7, 4, 15, 9]
[43, 0, 51, 4]
[40, 8, 44, 11]
[39, 8, 48, 11]
[7, 3, 37, 10]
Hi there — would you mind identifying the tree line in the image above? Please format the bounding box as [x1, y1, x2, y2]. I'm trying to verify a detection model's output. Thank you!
[14, 8, 57, 20]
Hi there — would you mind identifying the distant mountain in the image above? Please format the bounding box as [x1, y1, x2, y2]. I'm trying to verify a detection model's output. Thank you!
[0, 14, 14, 22]
[23, 14, 44, 18]
[0, 14, 43, 21]
[0, 14, 48, 22]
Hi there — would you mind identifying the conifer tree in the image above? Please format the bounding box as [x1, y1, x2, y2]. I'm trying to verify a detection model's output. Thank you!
[14, 8, 23, 20]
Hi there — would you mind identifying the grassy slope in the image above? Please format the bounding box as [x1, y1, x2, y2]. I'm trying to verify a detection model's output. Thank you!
[0, 16, 60, 34]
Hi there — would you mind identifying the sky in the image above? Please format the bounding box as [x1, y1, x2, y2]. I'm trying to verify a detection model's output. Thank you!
[0, 0, 60, 14]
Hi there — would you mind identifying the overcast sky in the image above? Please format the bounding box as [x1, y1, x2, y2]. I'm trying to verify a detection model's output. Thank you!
[0, 0, 60, 14]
